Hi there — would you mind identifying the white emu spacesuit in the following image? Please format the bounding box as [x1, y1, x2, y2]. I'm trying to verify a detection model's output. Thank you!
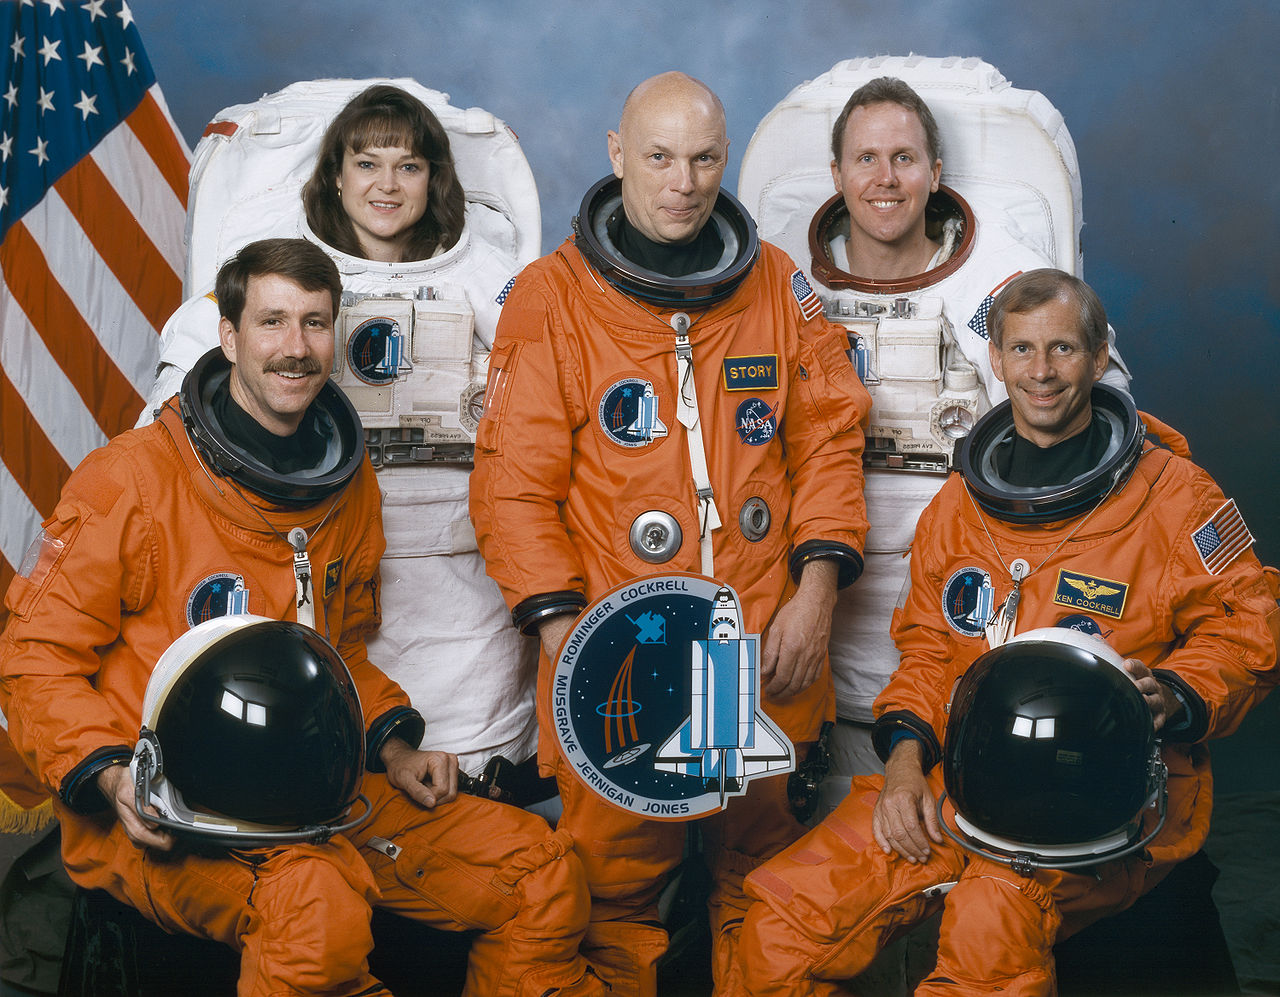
[738, 57, 1131, 794]
[139, 78, 542, 779]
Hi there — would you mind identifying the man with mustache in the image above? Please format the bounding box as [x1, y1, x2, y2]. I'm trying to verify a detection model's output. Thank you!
[0, 238, 603, 996]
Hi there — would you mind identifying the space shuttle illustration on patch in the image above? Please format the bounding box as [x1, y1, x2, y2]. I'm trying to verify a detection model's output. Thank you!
[625, 382, 667, 441]
[654, 587, 793, 805]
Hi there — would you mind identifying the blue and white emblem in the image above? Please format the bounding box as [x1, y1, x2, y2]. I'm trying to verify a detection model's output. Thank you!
[735, 397, 777, 446]
[347, 316, 412, 386]
[848, 334, 877, 384]
[598, 378, 668, 448]
[553, 574, 794, 819]
[1055, 614, 1106, 637]
[941, 567, 995, 637]
[185, 573, 250, 627]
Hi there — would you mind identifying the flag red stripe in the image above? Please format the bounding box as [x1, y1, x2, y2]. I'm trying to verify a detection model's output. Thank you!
[1209, 514, 1248, 541]
[54, 157, 180, 333]
[0, 365, 72, 515]
[0, 223, 144, 438]
[125, 91, 191, 206]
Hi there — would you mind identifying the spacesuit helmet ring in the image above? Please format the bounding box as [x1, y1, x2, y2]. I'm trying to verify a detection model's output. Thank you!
[572, 175, 761, 307]
[808, 185, 977, 294]
[959, 383, 1145, 524]
[180, 347, 365, 506]
[939, 627, 1167, 874]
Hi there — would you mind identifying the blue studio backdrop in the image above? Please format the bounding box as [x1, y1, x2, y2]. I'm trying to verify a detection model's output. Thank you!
[133, 0, 1278, 564]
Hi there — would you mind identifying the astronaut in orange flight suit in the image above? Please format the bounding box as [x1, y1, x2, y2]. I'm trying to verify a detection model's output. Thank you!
[0, 239, 601, 997]
[737, 269, 1279, 996]
[469, 73, 870, 996]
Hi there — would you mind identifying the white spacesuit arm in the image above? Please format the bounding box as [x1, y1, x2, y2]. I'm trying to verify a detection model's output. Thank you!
[134, 290, 223, 428]
[1099, 323, 1132, 394]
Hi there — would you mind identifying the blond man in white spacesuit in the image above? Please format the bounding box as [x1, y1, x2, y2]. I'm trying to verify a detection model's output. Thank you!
[812, 76, 1132, 788]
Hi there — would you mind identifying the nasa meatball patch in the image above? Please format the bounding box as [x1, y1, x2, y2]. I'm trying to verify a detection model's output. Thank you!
[1055, 614, 1107, 637]
[552, 573, 794, 820]
[735, 398, 777, 446]
[597, 377, 669, 448]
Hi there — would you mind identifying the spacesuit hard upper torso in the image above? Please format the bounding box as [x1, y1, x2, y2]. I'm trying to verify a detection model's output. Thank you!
[469, 236, 871, 747]
[141, 216, 538, 776]
[815, 192, 1131, 721]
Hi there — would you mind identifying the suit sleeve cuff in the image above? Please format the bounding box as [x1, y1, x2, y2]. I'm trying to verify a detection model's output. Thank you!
[512, 590, 587, 636]
[365, 707, 426, 772]
[789, 540, 863, 589]
[1151, 669, 1209, 742]
[872, 711, 941, 771]
[60, 745, 135, 814]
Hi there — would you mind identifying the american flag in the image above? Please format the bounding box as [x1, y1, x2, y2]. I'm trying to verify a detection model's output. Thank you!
[790, 268, 823, 321]
[967, 270, 1023, 341]
[0, 0, 189, 615]
[1191, 499, 1254, 575]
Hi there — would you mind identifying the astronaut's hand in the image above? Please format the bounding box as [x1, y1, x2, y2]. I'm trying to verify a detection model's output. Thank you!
[98, 762, 174, 852]
[872, 739, 943, 864]
[381, 739, 460, 810]
[761, 560, 837, 699]
[1123, 658, 1179, 732]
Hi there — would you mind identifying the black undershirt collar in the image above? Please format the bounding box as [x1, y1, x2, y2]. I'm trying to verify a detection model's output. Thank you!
[211, 381, 328, 474]
[994, 412, 1113, 487]
[606, 208, 723, 278]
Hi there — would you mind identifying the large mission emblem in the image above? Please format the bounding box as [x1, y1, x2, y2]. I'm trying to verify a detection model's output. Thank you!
[553, 574, 794, 819]
[942, 567, 995, 638]
[598, 377, 668, 448]
[185, 573, 250, 627]
[347, 316, 411, 385]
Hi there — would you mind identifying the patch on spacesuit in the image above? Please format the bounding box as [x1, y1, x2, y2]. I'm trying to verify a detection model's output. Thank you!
[1190, 499, 1254, 574]
[1055, 614, 1107, 637]
[494, 275, 517, 305]
[941, 567, 996, 637]
[790, 269, 824, 321]
[346, 316, 412, 386]
[552, 573, 794, 820]
[735, 398, 777, 446]
[722, 354, 779, 391]
[186, 573, 250, 626]
[597, 377, 668, 448]
[323, 558, 343, 600]
[15, 530, 63, 585]
[967, 272, 1023, 340]
[1052, 569, 1128, 619]
[848, 334, 877, 384]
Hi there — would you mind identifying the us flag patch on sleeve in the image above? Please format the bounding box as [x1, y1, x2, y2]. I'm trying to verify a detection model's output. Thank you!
[495, 276, 517, 305]
[1190, 499, 1254, 574]
[968, 271, 1023, 340]
[790, 270, 824, 321]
